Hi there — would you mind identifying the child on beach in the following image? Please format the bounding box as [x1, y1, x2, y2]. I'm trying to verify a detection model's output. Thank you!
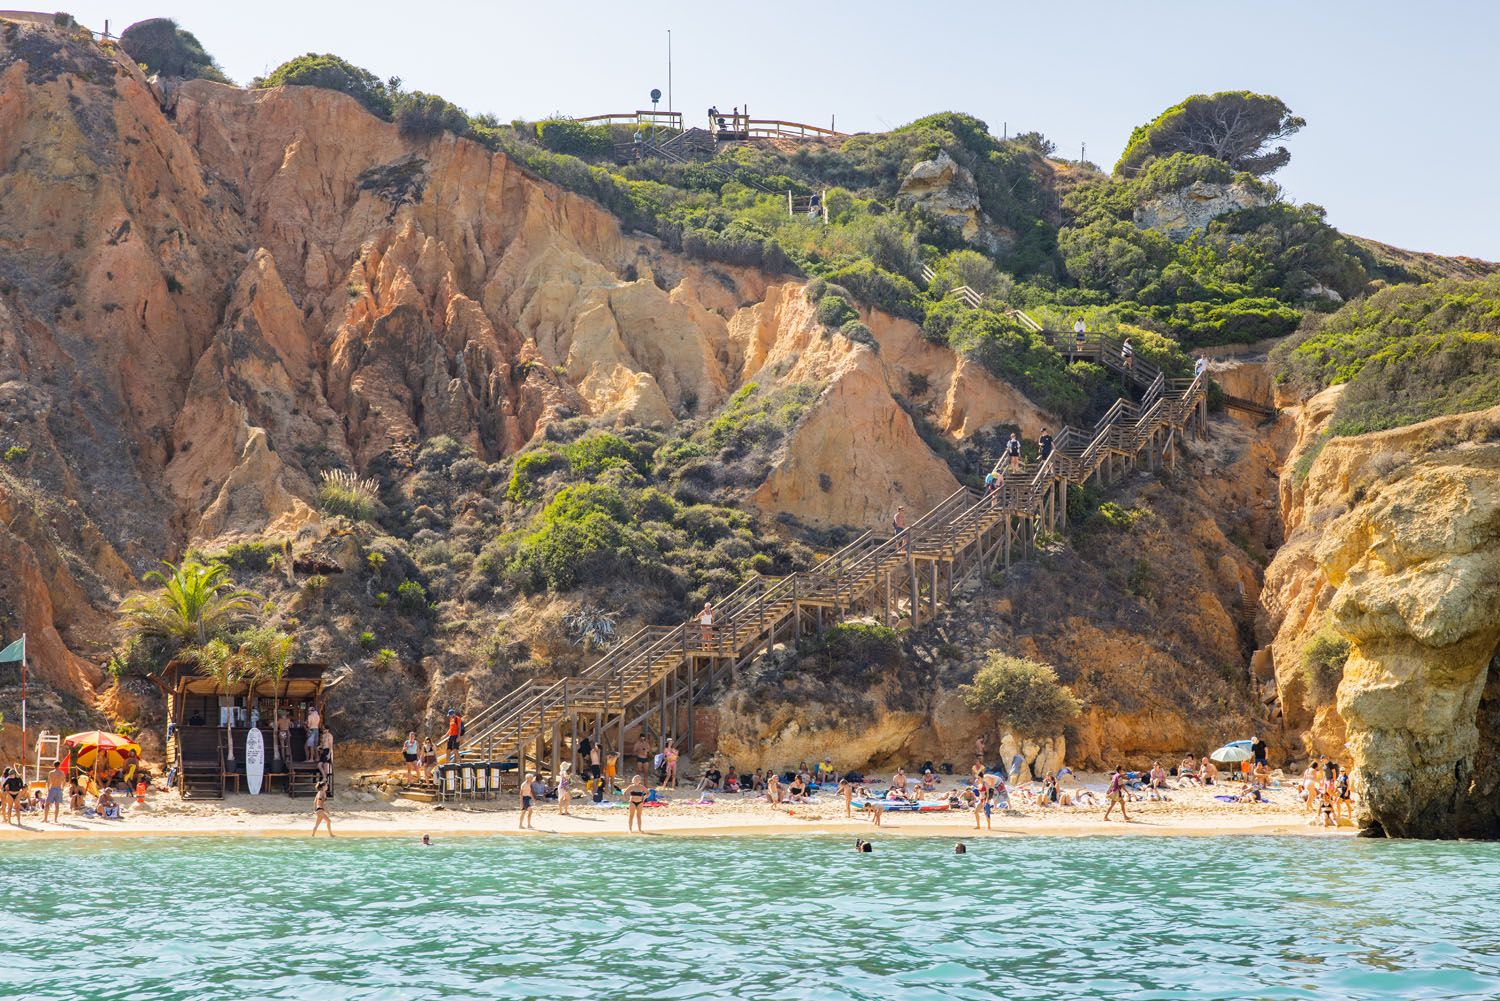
[840, 777, 853, 818]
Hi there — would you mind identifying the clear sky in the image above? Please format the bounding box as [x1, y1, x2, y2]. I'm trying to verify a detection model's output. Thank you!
[54, 0, 1500, 260]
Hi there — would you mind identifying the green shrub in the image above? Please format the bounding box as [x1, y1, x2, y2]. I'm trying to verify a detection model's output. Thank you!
[801, 622, 902, 679]
[119, 17, 229, 82]
[255, 54, 395, 119]
[960, 653, 1081, 734]
[1301, 628, 1350, 704]
[815, 294, 859, 328]
[3, 446, 28, 463]
[357, 631, 378, 651]
[1096, 502, 1144, 530]
[506, 449, 566, 503]
[561, 432, 647, 478]
[221, 541, 277, 571]
[372, 648, 398, 669]
[535, 119, 613, 157]
[318, 469, 379, 521]
[395, 580, 428, 613]
[820, 260, 921, 320]
[395, 91, 469, 138]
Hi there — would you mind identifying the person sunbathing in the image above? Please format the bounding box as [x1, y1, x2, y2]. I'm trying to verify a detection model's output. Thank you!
[95, 787, 120, 819]
[787, 776, 808, 802]
[921, 770, 937, 791]
[1177, 756, 1200, 784]
[884, 787, 910, 803]
[1199, 758, 1218, 786]
[766, 774, 784, 805]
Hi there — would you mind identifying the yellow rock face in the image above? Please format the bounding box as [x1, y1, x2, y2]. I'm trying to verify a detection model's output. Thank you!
[1265, 399, 1500, 837]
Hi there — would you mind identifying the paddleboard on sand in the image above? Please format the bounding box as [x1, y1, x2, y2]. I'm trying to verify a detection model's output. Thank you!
[245, 727, 265, 795]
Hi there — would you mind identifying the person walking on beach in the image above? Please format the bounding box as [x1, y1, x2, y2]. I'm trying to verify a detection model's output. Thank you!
[627, 774, 648, 833]
[519, 772, 537, 829]
[839, 776, 854, 817]
[402, 732, 420, 782]
[1103, 766, 1129, 822]
[45, 759, 65, 823]
[1006, 433, 1023, 473]
[974, 783, 993, 831]
[311, 778, 334, 837]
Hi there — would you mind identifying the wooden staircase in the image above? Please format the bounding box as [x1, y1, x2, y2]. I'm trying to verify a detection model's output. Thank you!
[450, 334, 1211, 781]
[175, 727, 225, 800]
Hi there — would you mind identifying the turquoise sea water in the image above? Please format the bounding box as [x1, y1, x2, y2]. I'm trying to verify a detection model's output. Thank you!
[2, 834, 1498, 1000]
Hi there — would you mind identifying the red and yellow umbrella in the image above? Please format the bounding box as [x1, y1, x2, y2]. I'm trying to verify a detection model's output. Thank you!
[63, 731, 142, 772]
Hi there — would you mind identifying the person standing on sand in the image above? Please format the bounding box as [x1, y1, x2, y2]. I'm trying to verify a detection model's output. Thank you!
[421, 737, 437, 782]
[557, 764, 573, 816]
[1104, 766, 1129, 822]
[627, 774, 648, 833]
[519, 772, 537, 829]
[1, 767, 23, 826]
[866, 800, 884, 827]
[634, 734, 650, 777]
[311, 779, 333, 838]
[974, 783, 993, 831]
[840, 777, 854, 818]
[45, 759, 65, 823]
[402, 732, 420, 783]
[663, 738, 680, 789]
[588, 739, 602, 782]
[974, 735, 986, 766]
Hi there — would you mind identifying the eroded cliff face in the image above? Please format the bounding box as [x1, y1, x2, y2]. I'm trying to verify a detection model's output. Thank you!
[1265, 392, 1500, 837]
[0, 22, 1048, 728]
[714, 411, 1281, 775]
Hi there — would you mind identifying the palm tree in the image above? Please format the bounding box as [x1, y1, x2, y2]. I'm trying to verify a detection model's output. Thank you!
[119, 560, 261, 649]
[239, 626, 294, 767]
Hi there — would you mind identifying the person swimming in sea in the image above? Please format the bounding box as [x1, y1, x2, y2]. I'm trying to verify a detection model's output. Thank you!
[953, 842, 967, 854]
[854, 839, 873, 853]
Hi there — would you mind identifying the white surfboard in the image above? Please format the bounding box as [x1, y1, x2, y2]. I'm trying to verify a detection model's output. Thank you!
[245, 726, 265, 795]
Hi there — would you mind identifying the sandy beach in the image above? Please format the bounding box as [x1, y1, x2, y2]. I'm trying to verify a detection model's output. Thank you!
[0, 771, 1358, 841]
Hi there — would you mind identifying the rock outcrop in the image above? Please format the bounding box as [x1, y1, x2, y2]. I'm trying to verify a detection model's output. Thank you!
[1264, 394, 1500, 837]
[897, 151, 1012, 255]
[1134, 179, 1270, 240]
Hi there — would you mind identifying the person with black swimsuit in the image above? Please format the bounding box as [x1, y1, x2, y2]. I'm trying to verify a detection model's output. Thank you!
[626, 774, 648, 834]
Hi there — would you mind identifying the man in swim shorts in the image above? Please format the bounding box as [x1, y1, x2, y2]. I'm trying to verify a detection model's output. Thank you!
[45, 759, 65, 823]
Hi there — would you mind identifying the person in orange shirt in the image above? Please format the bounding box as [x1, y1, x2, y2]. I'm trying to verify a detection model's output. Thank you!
[446, 710, 463, 756]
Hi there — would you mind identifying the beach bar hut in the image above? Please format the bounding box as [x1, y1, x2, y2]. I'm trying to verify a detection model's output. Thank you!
[157, 660, 328, 799]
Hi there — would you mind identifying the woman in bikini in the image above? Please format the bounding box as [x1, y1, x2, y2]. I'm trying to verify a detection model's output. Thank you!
[556, 764, 573, 816]
[311, 779, 333, 837]
[662, 739, 679, 789]
[626, 774, 648, 833]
